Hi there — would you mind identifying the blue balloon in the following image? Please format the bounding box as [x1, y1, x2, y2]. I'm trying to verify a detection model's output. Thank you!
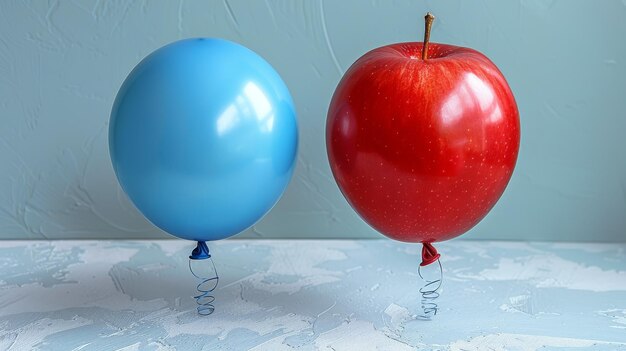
[109, 38, 298, 241]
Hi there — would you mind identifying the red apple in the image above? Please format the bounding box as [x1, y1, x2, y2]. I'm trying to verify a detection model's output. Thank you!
[326, 14, 519, 262]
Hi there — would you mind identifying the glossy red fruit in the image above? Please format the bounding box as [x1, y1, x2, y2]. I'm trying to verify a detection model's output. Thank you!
[326, 40, 520, 245]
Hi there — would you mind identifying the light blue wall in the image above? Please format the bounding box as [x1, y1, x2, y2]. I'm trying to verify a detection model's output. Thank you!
[0, 1, 624, 241]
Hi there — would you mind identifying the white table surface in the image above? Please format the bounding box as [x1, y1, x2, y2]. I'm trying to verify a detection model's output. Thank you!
[1, 239, 625, 350]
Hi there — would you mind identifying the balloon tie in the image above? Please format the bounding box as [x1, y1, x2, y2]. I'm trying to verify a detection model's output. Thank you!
[188, 241, 219, 316]
[420, 242, 441, 266]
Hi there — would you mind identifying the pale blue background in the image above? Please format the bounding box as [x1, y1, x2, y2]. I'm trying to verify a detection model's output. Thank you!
[0, 0, 624, 241]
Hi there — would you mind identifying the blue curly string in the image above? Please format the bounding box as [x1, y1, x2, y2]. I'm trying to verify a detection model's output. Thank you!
[188, 241, 219, 316]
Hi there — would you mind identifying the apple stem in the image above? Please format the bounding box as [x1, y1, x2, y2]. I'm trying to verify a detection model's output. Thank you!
[421, 12, 435, 61]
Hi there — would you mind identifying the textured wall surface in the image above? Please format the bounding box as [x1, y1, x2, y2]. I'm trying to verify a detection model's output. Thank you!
[0, 1, 625, 241]
[1, 240, 625, 349]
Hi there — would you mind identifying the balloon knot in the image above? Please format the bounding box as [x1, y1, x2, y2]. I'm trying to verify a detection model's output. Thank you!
[190, 241, 211, 260]
[420, 242, 440, 266]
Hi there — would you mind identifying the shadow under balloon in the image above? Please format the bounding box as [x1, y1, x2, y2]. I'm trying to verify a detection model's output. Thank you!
[7, 240, 350, 324]
[103, 242, 342, 317]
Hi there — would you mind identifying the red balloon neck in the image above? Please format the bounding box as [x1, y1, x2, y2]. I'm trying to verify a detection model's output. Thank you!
[420, 242, 441, 266]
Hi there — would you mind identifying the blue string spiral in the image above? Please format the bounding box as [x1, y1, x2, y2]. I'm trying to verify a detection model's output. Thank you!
[417, 259, 442, 319]
[188, 241, 219, 316]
